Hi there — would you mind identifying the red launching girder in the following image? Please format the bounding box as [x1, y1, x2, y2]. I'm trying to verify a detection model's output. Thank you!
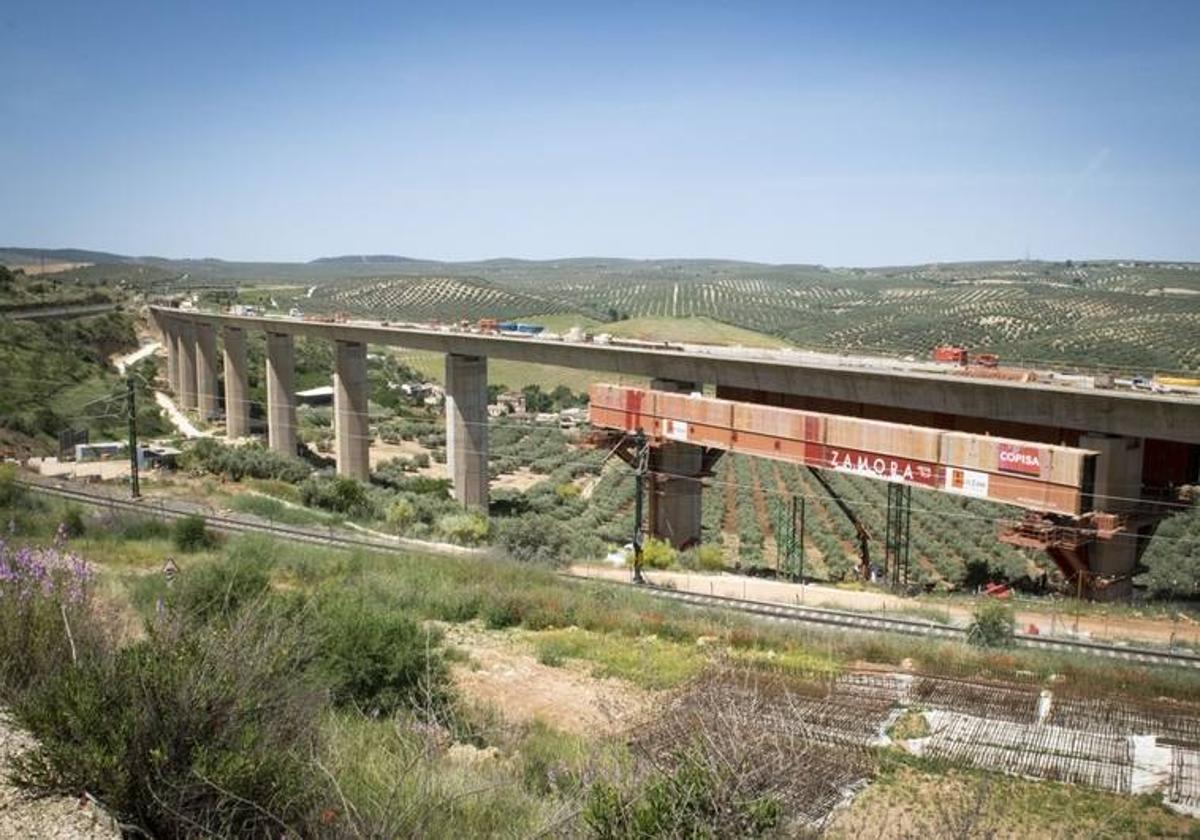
[588, 383, 1097, 516]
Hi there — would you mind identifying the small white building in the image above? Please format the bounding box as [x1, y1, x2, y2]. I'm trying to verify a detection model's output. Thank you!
[296, 385, 334, 406]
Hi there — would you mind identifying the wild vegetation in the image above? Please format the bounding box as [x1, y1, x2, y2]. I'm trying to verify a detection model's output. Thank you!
[0, 303, 166, 455]
[1, 482, 1198, 837]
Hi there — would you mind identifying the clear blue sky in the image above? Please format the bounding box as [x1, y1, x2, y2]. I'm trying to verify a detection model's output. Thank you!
[2, 1, 1197, 265]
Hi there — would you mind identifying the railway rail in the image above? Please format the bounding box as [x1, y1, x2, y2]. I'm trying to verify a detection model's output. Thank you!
[15, 477, 1200, 670]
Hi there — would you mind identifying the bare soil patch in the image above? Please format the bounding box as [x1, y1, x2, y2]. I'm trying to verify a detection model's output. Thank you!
[441, 622, 652, 737]
[0, 715, 119, 839]
[11, 261, 92, 276]
[492, 467, 546, 492]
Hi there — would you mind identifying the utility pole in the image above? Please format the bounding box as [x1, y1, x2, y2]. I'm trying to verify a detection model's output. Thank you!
[631, 429, 648, 584]
[127, 377, 140, 499]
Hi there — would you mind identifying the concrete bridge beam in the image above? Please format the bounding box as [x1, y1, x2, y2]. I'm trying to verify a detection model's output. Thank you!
[266, 332, 298, 457]
[446, 353, 488, 510]
[222, 326, 250, 440]
[334, 340, 370, 481]
[178, 322, 198, 410]
[649, 378, 704, 549]
[196, 323, 220, 420]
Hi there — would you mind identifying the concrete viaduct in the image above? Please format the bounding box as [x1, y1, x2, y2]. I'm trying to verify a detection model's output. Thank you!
[150, 306, 1200, 594]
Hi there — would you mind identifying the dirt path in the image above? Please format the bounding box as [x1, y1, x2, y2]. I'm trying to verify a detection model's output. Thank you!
[154, 392, 208, 439]
[0, 715, 119, 839]
[112, 341, 160, 375]
[441, 623, 652, 737]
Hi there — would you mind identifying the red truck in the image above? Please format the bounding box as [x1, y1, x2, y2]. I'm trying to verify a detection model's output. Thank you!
[932, 345, 969, 365]
[932, 346, 1000, 367]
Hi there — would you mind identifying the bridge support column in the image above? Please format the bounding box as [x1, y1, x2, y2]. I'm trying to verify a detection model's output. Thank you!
[1081, 434, 1145, 601]
[222, 326, 250, 440]
[165, 323, 179, 393]
[171, 326, 185, 394]
[178, 322, 198, 410]
[195, 323, 219, 421]
[266, 332, 297, 457]
[649, 378, 704, 549]
[334, 340, 370, 481]
[445, 353, 488, 510]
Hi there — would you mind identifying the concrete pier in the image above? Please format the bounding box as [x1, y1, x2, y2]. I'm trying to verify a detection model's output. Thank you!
[445, 353, 488, 510]
[222, 326, 250, 439]
[178, 322, 198, 410]
[195, 323, 219, 420]
[1081, 434, 1145, 600]
[648, 378, 704, 549]
[334, 340, 370, 481]
[165, 324, 179, 394]
[265, 332, 297, 457]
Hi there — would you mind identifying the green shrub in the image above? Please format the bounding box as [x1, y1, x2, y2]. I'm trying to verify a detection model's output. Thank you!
[170, 551, 272, 625]
[314, 592, 451, 716]
[554, 482, 580, 501]
[680, 543, 724, 572]
[584, 747, 781, 839]
[60, 507, 86, 539]
[0, 463, 26, 507]
[182, 437, 310, 483]
[115, 515, 170, 541]
[436, 511, 489, 546]
[300, 475, 375, 517]
[172, 513, 216, 553]
[496, 514, 570, 566]
[638, 537, 676, 570]
[386, 497, 417, 532]
[968, 600, 1016, 648]
[11, 605, 329, 838]
[482, 595, 526, 630]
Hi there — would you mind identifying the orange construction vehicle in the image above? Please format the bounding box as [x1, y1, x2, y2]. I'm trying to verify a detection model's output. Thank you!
[478, 318, 499, 333]
[932, 345, 969, 365]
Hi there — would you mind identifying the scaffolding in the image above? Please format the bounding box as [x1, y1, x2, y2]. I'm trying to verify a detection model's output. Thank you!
[884, 482, 912, 589]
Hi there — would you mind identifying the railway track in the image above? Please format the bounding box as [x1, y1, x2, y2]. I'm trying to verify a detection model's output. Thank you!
[16, 478, 1200, 670]
[14, 478, 483, 560]
[577, 577, 1200, 669]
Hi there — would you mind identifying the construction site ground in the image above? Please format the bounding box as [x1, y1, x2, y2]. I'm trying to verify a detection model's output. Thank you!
[439, 621, 653, 737]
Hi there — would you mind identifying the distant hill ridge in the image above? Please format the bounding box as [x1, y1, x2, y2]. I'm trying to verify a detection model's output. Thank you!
[3, 247, 1194, 272]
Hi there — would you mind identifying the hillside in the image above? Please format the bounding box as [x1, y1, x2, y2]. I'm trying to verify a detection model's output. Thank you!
[7, 248, 1197, 373]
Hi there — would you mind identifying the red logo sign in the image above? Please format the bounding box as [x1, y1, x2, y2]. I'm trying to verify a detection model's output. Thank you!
[998, 444, 1042, 476]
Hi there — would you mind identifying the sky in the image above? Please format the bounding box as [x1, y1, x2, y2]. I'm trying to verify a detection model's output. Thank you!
[2, 1, 1198, 265]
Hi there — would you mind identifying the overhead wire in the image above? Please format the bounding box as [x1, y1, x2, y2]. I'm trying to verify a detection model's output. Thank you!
[144, 390, 1200, 547]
